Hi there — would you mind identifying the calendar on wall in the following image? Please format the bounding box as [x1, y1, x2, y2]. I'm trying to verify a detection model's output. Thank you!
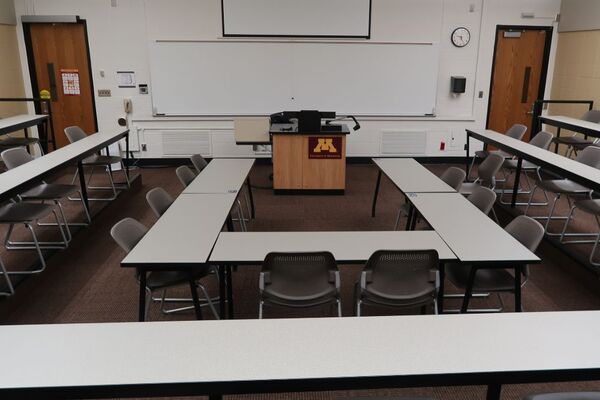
[61, 69, 80, 96]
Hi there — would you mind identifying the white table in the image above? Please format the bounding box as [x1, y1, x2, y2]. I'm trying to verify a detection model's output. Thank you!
[0, 129, 130, 208]
[371, 158, 454, 218]
[540, 115, 600, 149]
[183, 158, 256, 217]
[121, 193, 238, 321]
[407, 192, 540, 312]
[210, 231, 456, 264]
[2, 311, 600, 399]
[466, 128, 600, 207]
[0, 114, 52, 153]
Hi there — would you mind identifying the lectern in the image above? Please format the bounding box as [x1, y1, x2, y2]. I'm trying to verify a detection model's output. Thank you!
[270, 123, 349, 194]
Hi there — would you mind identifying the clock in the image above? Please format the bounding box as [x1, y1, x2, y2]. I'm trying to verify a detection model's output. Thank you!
[451, 27, 471, 47]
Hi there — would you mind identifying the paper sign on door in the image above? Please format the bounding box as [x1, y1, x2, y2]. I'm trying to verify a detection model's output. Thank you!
[61, 69, 80, 95]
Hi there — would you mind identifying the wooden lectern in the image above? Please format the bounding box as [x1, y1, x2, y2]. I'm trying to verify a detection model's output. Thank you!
[270, 123, 349, 194]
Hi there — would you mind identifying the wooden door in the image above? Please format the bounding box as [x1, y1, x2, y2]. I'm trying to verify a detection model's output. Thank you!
[487, 28, 550, 141]
[26, 22, 96, 149]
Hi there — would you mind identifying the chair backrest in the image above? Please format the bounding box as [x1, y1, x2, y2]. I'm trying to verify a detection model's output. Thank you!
[505, 124, 527, 140]
[262, 251, 337, 298]
[190, 154, 208, 173]
[477, 152, 505, 187]
[234, 117, 270, 144]
[363, 250, 438, 297]
[64, 126, 88, 143]
[575, 146, 600, 168]
[581, 109, 600, 124]
[145, 187, 174, 218]
[1, 147, 33, 169]
[467, 186, 497, 215]
[175, 165, 196, 188]
[529, 130, 553, 150]
[505, 215, 544, 277]
[439, 166, 467, 191]
[110, 217, 148, 254]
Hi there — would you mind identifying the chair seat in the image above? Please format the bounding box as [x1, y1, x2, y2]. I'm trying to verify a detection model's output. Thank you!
[446, 264, 516, 292]
[0, 137, 40, 147]
[537, 179, 589, 194]
[0, 202, 54, 223]
[571, 141, 600, 151]
[83, 154, 123, 165]
[146, 266, 211, 290]
[503, 159, 539, 171]
[20, 183, 79, 200]
[572, 199, 600, 215]
[475, 149, 511, 159]
[361, 284, 435, 308]
[459, 182, 483, 195]
[552, 135, 592, 145]
[524, 393, 600, 400]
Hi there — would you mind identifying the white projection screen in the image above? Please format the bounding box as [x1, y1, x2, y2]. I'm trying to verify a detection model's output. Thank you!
[221, 0, 372, 38]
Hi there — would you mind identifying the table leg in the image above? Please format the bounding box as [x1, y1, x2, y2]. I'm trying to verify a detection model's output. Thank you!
[77, 161, 90, 213]
[461, 266, 478, 313]
[437, 262, 445, 314]
[226, 215, 234, 232]
[410, 209, 418, 230]
[555, 127, 561, 153]
[189, 278, 203, 320]
[246, 176, 255, 219]
[218, 265, 226, 318]
[514, 265, 522, 312]
[226, 265, 234, 319]
[138, 270, 147, 322]
[465, 132, 470, 175]
[486, 384, 502, 400]
[371, 170, 382, 217]
[125, 130, 130, 181]
[511, 158, 523, 208]
[404, 204, 414, 231]
[23, 128, 32, 155]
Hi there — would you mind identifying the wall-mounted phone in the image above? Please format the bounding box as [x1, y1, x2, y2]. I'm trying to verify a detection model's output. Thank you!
[123, 98, 132, 114]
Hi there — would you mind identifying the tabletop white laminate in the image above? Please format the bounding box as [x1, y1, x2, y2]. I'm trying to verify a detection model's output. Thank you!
[467, 129, 600, 190]
[408, 192, 540, 264]
[1, 311, 599, 391]
[373, 158, 455, 193]
[210, 230, 457, 264]
[540, 115, 600, 134]
[0, 114, 47, 133]
[0, 130, 127, 198]
[121, 193, 237, 267]
[183, 158, 255, 194]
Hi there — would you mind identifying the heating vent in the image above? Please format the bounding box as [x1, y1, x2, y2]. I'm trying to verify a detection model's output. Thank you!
[162, 130, 211, 155]
[380, 131, 426, 155]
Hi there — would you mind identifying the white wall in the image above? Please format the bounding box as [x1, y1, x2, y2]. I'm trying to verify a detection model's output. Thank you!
[13, 0, 561, 158]
[0, 0, 16, 25]
[559, 0, 600, 32]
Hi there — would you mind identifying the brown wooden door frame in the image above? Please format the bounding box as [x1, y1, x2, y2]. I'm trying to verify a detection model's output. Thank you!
[485, 25, 554, 133]
[22, 17, 98, 142]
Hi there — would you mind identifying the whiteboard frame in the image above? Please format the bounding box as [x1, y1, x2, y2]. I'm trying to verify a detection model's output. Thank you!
[221, 0, 372, 39]
[149, 39, 439, 118]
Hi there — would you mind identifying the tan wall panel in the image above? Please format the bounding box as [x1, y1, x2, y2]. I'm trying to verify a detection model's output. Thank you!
[0, 24, 27, 117]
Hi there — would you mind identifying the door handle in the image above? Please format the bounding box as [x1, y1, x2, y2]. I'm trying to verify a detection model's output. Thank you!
[47, 63, 57, 101]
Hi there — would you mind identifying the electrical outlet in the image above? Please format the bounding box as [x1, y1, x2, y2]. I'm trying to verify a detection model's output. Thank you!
[98, 89, 111, 97]
[478, 91, 484, 98]
[141, 143, 147, 151]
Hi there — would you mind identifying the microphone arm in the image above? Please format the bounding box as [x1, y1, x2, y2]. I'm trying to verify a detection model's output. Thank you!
[325, 115, 361, 131]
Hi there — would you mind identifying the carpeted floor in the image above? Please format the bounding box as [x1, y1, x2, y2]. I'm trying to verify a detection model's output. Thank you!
[0, 161, 599, 399]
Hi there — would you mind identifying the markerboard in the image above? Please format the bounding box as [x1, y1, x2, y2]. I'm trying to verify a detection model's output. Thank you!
[149, 40, 439, 116]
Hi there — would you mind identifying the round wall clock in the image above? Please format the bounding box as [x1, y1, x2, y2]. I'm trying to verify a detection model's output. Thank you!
[451, 27, 471, 47]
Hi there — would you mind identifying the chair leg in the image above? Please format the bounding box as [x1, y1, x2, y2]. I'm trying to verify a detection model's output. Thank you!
[336, 298, 342, 317]
[0, 258, 15, 296]
[394, 207, 402, 230]
[258, 300, 264, 319]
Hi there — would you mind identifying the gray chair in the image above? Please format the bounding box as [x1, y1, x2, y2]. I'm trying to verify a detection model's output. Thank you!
[190, 154, 208, 173]
[499, 131, 554, 206]
[175, 165, 196, 188]
[525, 146, 600, 235]
[467, 186, 497, 216]
[559, 198, 600, 266]
[64, 126, 130, 201]
[0, 202, 67, 274]
[355, 250, 439, 316]
[394, 166, 466, 230]
[445, 215, 544, 312]
[468, 124, 527, 179]
[552, 109, 600, 158]
[0, 133, 44, 156]
[461, 152, 506, 194]
[1, 147, 91, 243]
[524, 393, 600, 400]
[110, 217, 218, 320]
[145, 187, 174, 218]
[259, 251, 341, 318]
